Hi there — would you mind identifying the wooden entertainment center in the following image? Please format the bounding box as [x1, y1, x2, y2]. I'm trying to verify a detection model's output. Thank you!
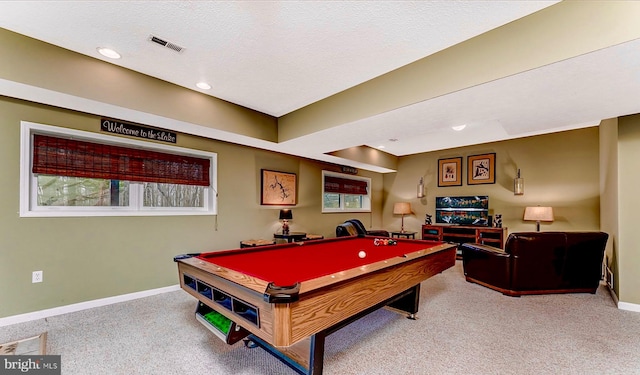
[422, 224, 507, 256]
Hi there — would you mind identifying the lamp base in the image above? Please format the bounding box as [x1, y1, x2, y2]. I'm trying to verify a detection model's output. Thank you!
[282, 221, 289, 234]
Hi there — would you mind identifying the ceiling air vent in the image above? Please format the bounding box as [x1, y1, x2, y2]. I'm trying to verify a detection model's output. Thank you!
[148, 35, 184, 53]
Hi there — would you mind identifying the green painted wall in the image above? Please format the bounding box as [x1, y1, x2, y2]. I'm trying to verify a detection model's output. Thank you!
[0, 96, 383, 318]
[386, 127, 601, 235]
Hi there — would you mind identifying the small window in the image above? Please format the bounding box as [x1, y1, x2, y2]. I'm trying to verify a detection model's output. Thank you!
[322, 171, 371, 213]
[20, 121, 217, 217]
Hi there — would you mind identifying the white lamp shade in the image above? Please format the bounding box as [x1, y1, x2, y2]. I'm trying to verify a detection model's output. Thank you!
[523, 206, 554, 222]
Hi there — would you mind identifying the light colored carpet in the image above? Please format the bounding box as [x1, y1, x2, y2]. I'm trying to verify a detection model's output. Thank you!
[1, 261, 639, 375]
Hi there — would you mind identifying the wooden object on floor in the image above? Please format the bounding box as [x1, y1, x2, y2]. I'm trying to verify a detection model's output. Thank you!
[0, 332, 47, 355]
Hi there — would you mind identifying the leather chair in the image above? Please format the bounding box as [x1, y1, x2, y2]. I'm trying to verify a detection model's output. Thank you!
[461, 231, 608, 296]
[336, 222, 359, 237]
[336, 219, 389, 237]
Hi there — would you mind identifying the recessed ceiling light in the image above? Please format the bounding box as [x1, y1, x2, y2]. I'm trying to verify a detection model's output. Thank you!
[96, 47, 121, 59]
[378, 145, 386, 149]
[196, 82, 212, 90]
[452, 125, 467, 131]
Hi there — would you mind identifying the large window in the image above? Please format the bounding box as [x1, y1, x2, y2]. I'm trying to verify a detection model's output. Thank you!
[20, 121, 217, 217]
[322, 171, 371, 213]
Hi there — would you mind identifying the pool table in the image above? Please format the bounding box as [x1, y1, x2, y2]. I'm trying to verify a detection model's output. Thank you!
[174, 235, 456, 375]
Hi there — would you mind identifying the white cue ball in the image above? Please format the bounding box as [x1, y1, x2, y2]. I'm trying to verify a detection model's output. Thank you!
[358, 250, 366, 258]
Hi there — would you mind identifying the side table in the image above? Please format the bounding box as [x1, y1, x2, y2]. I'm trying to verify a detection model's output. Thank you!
[274, 232, 307, 243]
[390, 231, 417, 239]
[240, 239, 276, 248]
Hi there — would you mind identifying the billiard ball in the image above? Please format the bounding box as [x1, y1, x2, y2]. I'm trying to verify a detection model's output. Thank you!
[358, 250, 366, 258]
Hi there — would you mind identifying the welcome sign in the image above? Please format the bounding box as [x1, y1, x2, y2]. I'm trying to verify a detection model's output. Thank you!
[101, 118, 177, 143]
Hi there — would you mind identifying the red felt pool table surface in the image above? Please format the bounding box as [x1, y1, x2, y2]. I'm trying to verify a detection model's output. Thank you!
[196, 236, 444, 287]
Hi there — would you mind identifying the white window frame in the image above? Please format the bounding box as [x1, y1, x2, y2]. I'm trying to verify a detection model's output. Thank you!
[20, 121, 218, 217]
[321, 170, 371, 213]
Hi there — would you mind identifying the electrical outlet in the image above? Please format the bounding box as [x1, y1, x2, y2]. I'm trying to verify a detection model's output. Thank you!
[32, 270, 43, 283]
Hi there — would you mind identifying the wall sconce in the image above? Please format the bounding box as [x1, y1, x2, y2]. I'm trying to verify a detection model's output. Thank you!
[393, 202, 412, 232]
[279, 209, 292, 234]
[523, 206, 554, 231]
[417, 177, 425, 198]
[514, 169, 524, 195]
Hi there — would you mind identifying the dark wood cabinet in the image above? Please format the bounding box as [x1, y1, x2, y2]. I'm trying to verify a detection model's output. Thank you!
[422, 224, 507, 256]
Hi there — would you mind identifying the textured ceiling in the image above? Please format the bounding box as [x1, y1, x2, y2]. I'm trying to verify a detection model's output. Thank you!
[2, 1, 639, 172]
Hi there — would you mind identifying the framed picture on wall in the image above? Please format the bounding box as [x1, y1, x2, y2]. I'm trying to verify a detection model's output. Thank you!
[438, 157, 463, 187]
[467, 153, 496, 185]
[261, 169, 297, 205]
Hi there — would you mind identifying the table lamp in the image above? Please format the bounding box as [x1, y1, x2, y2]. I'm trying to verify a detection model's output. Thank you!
[523, 206, 554, 231]
[393, 202, 412, 233]
[279, 209, 292, 234]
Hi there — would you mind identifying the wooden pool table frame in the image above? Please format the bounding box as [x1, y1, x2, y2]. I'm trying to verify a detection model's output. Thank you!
[175, 237, 456, 375]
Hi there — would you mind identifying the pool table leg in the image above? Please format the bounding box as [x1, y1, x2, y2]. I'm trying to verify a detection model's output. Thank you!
[244, 284, 422, 375]
[386, 284, 420, 319]
[308, 333, 326, 375]
[245, 333, 326, 375]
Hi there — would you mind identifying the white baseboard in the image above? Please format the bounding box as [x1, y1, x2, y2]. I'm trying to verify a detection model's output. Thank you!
[618, 301, 640, 312]
[0, 284, 180, 327]
[608, 285, 640, 312]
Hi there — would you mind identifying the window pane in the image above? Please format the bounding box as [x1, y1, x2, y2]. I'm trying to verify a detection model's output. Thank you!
[344, 194, 362, 209]
[36, 175, 129, 206]
[143, 183, 204, 208]
[323, 193, 341, 209]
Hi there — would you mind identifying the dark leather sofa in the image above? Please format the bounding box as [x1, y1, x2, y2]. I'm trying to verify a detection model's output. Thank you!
[461, 231, 608, 296]
[336, 219, 389, 237]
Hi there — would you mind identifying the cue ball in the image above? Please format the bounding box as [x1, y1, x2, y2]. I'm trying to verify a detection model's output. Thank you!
[358, 250, 366, 258]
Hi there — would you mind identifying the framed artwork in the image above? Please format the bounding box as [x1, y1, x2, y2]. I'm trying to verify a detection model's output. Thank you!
[438, 157, 462, 187]
[467, 153, 496, 185]
[261, 169, 297, 205]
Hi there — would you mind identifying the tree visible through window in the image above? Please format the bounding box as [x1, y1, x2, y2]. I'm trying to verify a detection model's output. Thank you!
[143, 183, 203, 207]
[37, 176, 130, 207]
